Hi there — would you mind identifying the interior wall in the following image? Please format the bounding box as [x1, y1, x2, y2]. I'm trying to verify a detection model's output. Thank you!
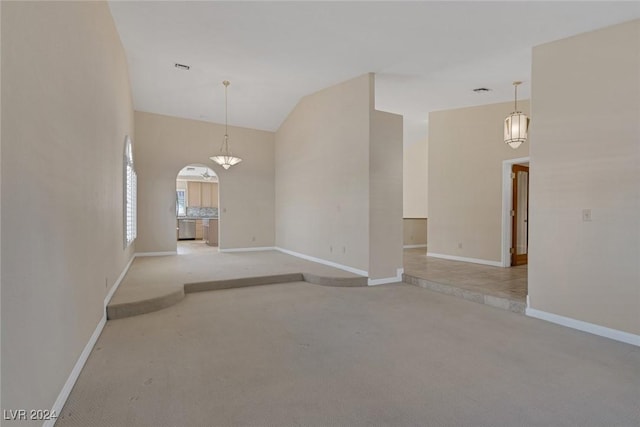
[403, 121, 428, 218]
[134, 111, 275, 252]
[403, 219, 428, 246]
[369, 110, 403, 279]
[529, 19, 640, 335]
[1, 2, 134, 423]
[275, 74, 372, 272]
[428, 100, 530, 262]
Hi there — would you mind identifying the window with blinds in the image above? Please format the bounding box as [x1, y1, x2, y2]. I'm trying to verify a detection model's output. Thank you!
[124, 136, 137, 246]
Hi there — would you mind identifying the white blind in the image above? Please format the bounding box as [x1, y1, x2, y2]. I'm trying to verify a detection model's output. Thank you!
[125, 136, 137, 246]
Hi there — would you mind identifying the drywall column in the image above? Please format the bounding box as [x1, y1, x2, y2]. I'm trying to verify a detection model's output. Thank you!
[369, 110, 403, 280]
[529, 19, 640, 336]
[275, 75, 372, 273]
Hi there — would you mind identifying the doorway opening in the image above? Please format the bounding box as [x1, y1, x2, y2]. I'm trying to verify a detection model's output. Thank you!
[501, 156, 530, 267]
[176, 164, 220, 254]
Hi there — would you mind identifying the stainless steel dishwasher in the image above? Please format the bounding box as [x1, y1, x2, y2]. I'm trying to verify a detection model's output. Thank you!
[178, 219, 196, 240]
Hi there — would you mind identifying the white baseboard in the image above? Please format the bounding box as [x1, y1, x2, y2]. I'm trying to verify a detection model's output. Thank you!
[135, 251, 176, 257]
[275, 247, 368, 277]
[45, 314, 106, 427]
[403, 244, 427, 249]
[526, 307, 640, 347]
[219, 246, 276, 253]
[426, 252, 503, 267]
[104, 255, 135, 306]
[368, 268, 404, 286]
[47, 255, 136, 425]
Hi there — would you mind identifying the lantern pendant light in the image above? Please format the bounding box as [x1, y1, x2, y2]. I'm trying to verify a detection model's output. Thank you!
[210, 80, 242, 169]
[504, 81, 530, 149]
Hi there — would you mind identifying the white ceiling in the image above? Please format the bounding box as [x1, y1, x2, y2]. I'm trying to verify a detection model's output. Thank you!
[109, 1, 640, 137]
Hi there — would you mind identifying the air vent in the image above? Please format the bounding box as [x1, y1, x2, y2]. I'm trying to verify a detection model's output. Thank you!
[175, 63, 190, 70]
[473, 87, 491, 92]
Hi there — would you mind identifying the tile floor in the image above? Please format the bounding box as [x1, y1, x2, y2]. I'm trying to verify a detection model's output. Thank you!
[403, 248, 527, 302]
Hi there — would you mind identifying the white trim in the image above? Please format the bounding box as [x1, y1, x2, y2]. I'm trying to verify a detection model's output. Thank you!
[275, 247, 368, 277]
[403, 244, 427, 249]
[134, 251, 177, 257]
[368, 268, 404, 286]
[45, 314, 106, 427]
[219, 246, 276, 253]
[104, 255, 135, 306]
[47, 254, 138, 425]
[501, 156, 530, 267]
[426, 252, 502, 267]
[526, 307, 640, 347]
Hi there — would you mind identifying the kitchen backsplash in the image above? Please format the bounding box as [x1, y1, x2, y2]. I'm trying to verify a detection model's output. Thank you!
[186, 207, 219, 218]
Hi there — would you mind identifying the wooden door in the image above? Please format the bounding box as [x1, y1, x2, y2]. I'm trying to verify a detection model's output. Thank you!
[511, 164, 529, 266]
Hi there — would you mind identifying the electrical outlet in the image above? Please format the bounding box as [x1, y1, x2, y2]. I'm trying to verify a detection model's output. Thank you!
[251, 236, 256, 242]
[582, 209, 592, 222]
[458, 243, 463, 249]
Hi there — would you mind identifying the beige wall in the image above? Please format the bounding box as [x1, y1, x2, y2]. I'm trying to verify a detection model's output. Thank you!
[529, 19, 640, 335]
[403, 125, 428, 218]
[428, 100, 530, 262]
[275, 74, 403, 279]
[403, 219, 427, 247]
[275, 75, 372, 272]
[369, 110, 403, 279]
[1, 2, 134, 423]
[135, 112, 275, 252]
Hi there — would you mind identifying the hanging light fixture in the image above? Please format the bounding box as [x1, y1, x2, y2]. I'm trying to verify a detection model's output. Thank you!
[210, 80, 242, 169]
[504, 81, 530, 149]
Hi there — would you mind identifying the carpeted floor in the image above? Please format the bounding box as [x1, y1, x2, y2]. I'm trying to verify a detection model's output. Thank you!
[57, 282, 639, 427]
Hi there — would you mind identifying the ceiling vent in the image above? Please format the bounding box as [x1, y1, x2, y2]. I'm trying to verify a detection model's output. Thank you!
[175, 63, 190, 70]
[473, 87, 491, 93]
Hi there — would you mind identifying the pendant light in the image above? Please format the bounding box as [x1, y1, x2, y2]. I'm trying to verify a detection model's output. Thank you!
[210, 80, 242, 169]
[504, 81, 530, 149]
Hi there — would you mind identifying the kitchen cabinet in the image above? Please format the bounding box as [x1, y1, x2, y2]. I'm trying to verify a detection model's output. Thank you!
[187, 181, 202, 207]
[187, 181, 218, 208]
[201, 182, 218, 208]
[195, 219, 203, 240]
[206, 219, 218, 246]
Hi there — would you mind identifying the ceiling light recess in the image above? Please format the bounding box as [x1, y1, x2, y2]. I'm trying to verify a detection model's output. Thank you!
[504, 81, 529, 149]
[210, 81, 242, 170]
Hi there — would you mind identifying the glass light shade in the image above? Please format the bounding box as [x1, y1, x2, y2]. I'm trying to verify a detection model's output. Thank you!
[504, 112, 529, 149]
[210, 155, 242, 170]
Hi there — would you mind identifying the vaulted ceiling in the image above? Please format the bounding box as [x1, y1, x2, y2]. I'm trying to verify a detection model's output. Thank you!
[109, 1, 640, 136]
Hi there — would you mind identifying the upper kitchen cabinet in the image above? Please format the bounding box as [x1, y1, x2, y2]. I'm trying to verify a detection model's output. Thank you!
[187, 181, 202, 207]
[202, 182, 218, 208]
[186, 181, 218, 208]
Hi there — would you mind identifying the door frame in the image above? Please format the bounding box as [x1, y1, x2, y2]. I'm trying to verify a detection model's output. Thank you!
[501, 156, 530, 267]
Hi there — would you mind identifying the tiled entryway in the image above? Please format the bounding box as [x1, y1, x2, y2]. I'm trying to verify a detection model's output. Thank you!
[403, 248, 527, 313]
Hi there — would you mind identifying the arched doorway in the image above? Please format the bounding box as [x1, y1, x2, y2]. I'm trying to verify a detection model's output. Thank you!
[176, 164, 219, 254]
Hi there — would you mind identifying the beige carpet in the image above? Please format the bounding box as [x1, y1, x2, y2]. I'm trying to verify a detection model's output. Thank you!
[109, 248, 365, 318]
[58, 282, 639, 426]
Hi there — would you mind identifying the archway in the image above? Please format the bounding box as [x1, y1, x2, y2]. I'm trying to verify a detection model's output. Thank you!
[176, 164, 219, 254]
